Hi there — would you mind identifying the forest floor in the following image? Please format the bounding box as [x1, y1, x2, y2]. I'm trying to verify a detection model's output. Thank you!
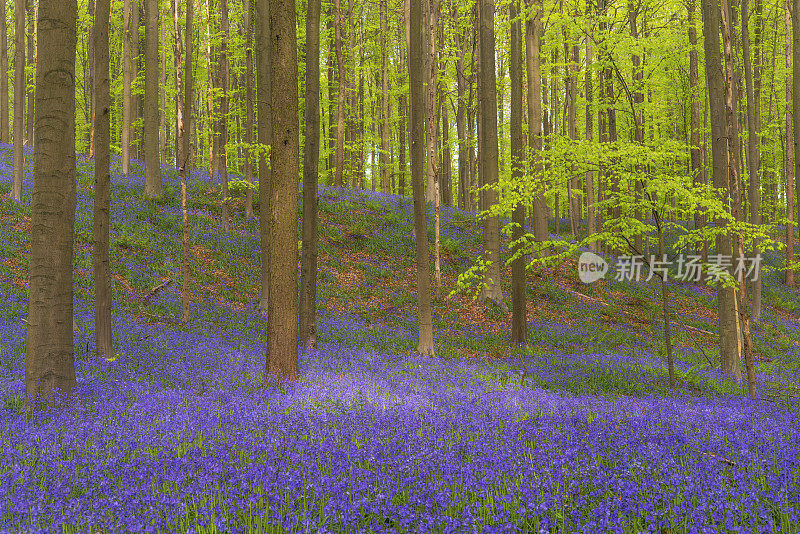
[1, 145, 800, 532]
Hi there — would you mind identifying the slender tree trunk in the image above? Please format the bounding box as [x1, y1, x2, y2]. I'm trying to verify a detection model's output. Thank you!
[159, 12, 166, 166]
[300, 0, 320, 350]
[565, 27, 578, 241]
[143, 0, 162, 198]
[525, 0, 546, 246]
[703, 0, 742, 382]
[410, 0, 435, 355]
[688, 0, 705, 258]
[24, 0, 34, 145]
[11, 0, 24, 203]
[265, 0, 300, 380]
[334, 0, 346, 187]
[455, 4, 468, 210]
[427, 0, 440, 294]
[787, 1, 795, 287]
[93, 0, 112, 359]
[442, 92, 452, 206]
[219, 0, 229, 231]
[478, 0, 504, 306]
[174, 0, 193, 322]
[379, 0, 391, 193]
[585, 3, 595, 249]
[742, 0, 762, 321]
[398, 11, 407, 197]
[0, 0, 9, 144]
[327, 16, 337, 181]
[510, 0, 526, 344]
[793, 0, 800, 296]
[244, 0, 255, 219]
[26, 0, 78, 408]
[255, 0, 272, 311]
[87, 0, 95, 154]
[122, 0, 135, 174]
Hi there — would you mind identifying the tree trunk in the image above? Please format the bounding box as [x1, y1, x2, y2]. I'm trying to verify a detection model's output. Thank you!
[478, 0, 504, 307]
[24, 0, 34, 145]
[455, 3, 468, 210]
[219, 0, 230, 232]
[327, 16, 337, 181]
[174, 0, 193, 322]
[26, 0, 78, 408]
[379, 0, 391, 193]
[244, 0, 255, 219]
[688, 0, 705, 258]
[793, 0, 800, 296]
[525, 0, 546, 246]
[787, 1, 795, 287]
[93, 0, 112, 359]
[0, 0, 9, 144]
[122, 0, 135, 175]
[87, 0, 95, 154]
[159, 12, 167, 166]
[143, 0, 162, 198]
[300, 0, 320, 350]
[427, 0, 440, 294]
[742, 0, 762, 321]
[584, 2, 595, 250]
[703, 0, 742, 382]
[410, 0, 435, 356]
[398, 12, 407, 197]
[442, 92, 452, 206]
[334, 0, 346, 187]
[11, 0, 24, 203]
[265, 0, 300, 380]
[510, 0, 526, 344]
[255, 0, 272, 311]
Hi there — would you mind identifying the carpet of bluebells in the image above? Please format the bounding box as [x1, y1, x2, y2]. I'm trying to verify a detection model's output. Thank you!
[1, 144, 800, 532]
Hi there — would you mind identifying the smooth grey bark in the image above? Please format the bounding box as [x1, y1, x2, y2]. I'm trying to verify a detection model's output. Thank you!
[742, 0, 762, 320]
[244, 0, 255, 219]
[93, 0, 112, 360]
[300, 0, 321, 350]
[702, 0, 742, 382]
[122, 0, 135, 175]
[477, 0, 504, 306]
[525, 0, 546, 246]
[26, 0, 78, 409]
[0, 0, 8, 144]
[143, 0, 162, 198]
[219, 0, 230, 232]
[255, 0, 272, 311]
[11, 0, 24, 203]
[786, 1, 795, 287]
[510, 0, 526, 344]
[410, 0, 435, 356]
[24, 0, 33, 145]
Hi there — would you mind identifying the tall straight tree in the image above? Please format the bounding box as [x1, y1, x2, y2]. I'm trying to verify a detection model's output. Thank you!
[300, 0, 321, 350]
[379, 0, 391, 193]
[143, 0, 162, 198]
[26, 0, 78, 407]
[219, 0, 230, 231]
[509, 0, 525, 344]
[478, 0, 504, 306]
[702, 0, 742, 382]
[93, 0, 112, 359]
[175, 0, 194, 322]
[525, 0, 546, 247]
[24, 0, 33, 144]
[742, 0, 762, 321]
[333, 0, 347, 187]
[266, 0, 300, 380]
[688, 0, 705, 259]
[122, 0, 136, 175]
[794, 0, 800, 292]
[0, 0, 8, 144]
[409, 0, 435, 356]
[243, 0, 255, 220]
[11, 0, 24, 203]
[786, 0, 795, 286]
[255, 0, 272, 311]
